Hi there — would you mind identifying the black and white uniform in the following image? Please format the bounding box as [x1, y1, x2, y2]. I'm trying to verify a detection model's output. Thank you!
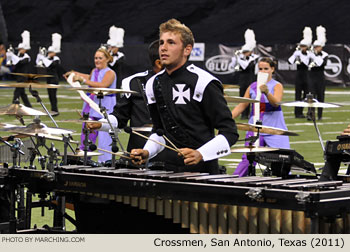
[144, 63, 239, 174]
[10, 52, 32, 107]
[288, 50, 311, 117]
[231, 53, 259, 119]
[109, 51, 125, 99]
[308, 50, 328, 119]
[110, 70, 153, 152]
[36, 55, 61, 112]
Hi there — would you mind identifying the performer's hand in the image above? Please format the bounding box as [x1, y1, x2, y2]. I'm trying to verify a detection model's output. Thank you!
[86, 122, 102, 130]
[259, 84, 269, 95]
[179, 148, 203, 166]
[63, 70, 74, 79]
[130, 149, 149, 165]
[73, 74, 86, 83]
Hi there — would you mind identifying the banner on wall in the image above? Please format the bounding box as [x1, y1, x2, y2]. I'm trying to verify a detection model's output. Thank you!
[189, 43, 350, 86]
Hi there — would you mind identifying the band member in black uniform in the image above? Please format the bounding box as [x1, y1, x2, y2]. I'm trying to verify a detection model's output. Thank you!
[130, 19, 239, 174]
[288, 27, 312, 119]
[76, 40, 184, 234]
[89, 40, 163, 152]
[106, 26, 125, 96]
[231, 29, 259, 119]
[36, 33, 62, 115]
[308, 26, 328, 120]
[6, 30, 32, 107]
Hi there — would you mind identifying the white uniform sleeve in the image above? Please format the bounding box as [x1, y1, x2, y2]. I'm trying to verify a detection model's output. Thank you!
[143, 133, 165, 159]
[288, 50, 301, 64]
[197, 134, 231, 161]
[98, 115, 118, 132]
[42, 57, 54, 67]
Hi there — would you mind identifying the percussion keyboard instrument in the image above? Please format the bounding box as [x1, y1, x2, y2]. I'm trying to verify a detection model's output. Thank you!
[5, 165, 350, 234]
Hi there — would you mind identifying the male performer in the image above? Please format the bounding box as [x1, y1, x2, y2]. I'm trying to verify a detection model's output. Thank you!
[130, 19, 239, 174]
[6, 30, 32, 107]
[106, 26, 125, 94]
[288, 27, 312, 118]
[231, 29, 259, 119]
[78, 40, 179, 234]
[36, 33, 62, 115]
[308, 26, 328, 120]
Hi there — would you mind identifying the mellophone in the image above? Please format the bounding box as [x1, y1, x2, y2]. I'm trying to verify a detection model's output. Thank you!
[6, 165, 350, 234]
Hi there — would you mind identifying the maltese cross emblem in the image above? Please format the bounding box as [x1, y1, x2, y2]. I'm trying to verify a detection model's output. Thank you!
[173, 84, 190, 104]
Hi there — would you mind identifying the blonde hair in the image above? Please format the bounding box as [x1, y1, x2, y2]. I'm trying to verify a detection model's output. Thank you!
[96, 47, 113, 63]
[159, 18, 194, 48]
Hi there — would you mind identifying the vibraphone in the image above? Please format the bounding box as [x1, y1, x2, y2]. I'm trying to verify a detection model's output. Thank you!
[5, 165, 350, 234]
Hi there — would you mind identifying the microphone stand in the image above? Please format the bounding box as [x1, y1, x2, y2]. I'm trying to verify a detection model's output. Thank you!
[100, 107, 121, 168]
[306, 94, 325, 153]
[245, 132, 260, 176]
[82, 112, 91, 166]
[96, 91, 125, 167]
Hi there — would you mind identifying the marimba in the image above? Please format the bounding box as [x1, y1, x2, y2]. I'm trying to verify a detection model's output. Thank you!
[5, 165, 350, 234]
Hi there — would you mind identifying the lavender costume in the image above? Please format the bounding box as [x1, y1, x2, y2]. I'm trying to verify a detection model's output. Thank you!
[80, 67, 116, 162]
[234, 78, 290, 176]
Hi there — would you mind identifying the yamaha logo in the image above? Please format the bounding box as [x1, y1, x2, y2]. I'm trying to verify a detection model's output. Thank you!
[324, 54, 342, 78]
[205, 55, 235, 75]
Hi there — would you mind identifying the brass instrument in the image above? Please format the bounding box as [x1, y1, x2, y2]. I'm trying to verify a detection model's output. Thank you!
[294, 45, 301, 65]
[308, 46, 317, 69]
[233, 49, 243, 71]
[5, 44, 14, 66]
[234, 49, 243, 56]
[100, 43, 109, 50]
[36, 47, 47, 68]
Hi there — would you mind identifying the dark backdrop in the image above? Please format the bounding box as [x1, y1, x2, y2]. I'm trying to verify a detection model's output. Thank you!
[1, 0, 350, 45]
[1, 0, 350, 84]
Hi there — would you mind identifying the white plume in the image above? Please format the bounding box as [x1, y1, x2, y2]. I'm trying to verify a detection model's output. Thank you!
[313, 25, 326, 47]
[17, 30, 31, 50]
[107, 25, 125, 48]
[299, 26, 312, 46]
[48, 33, 62, 53]
[241, 29, 256, 51]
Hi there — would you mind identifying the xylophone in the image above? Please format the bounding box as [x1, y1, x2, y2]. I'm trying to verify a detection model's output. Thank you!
[5, 165, 350, 234]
